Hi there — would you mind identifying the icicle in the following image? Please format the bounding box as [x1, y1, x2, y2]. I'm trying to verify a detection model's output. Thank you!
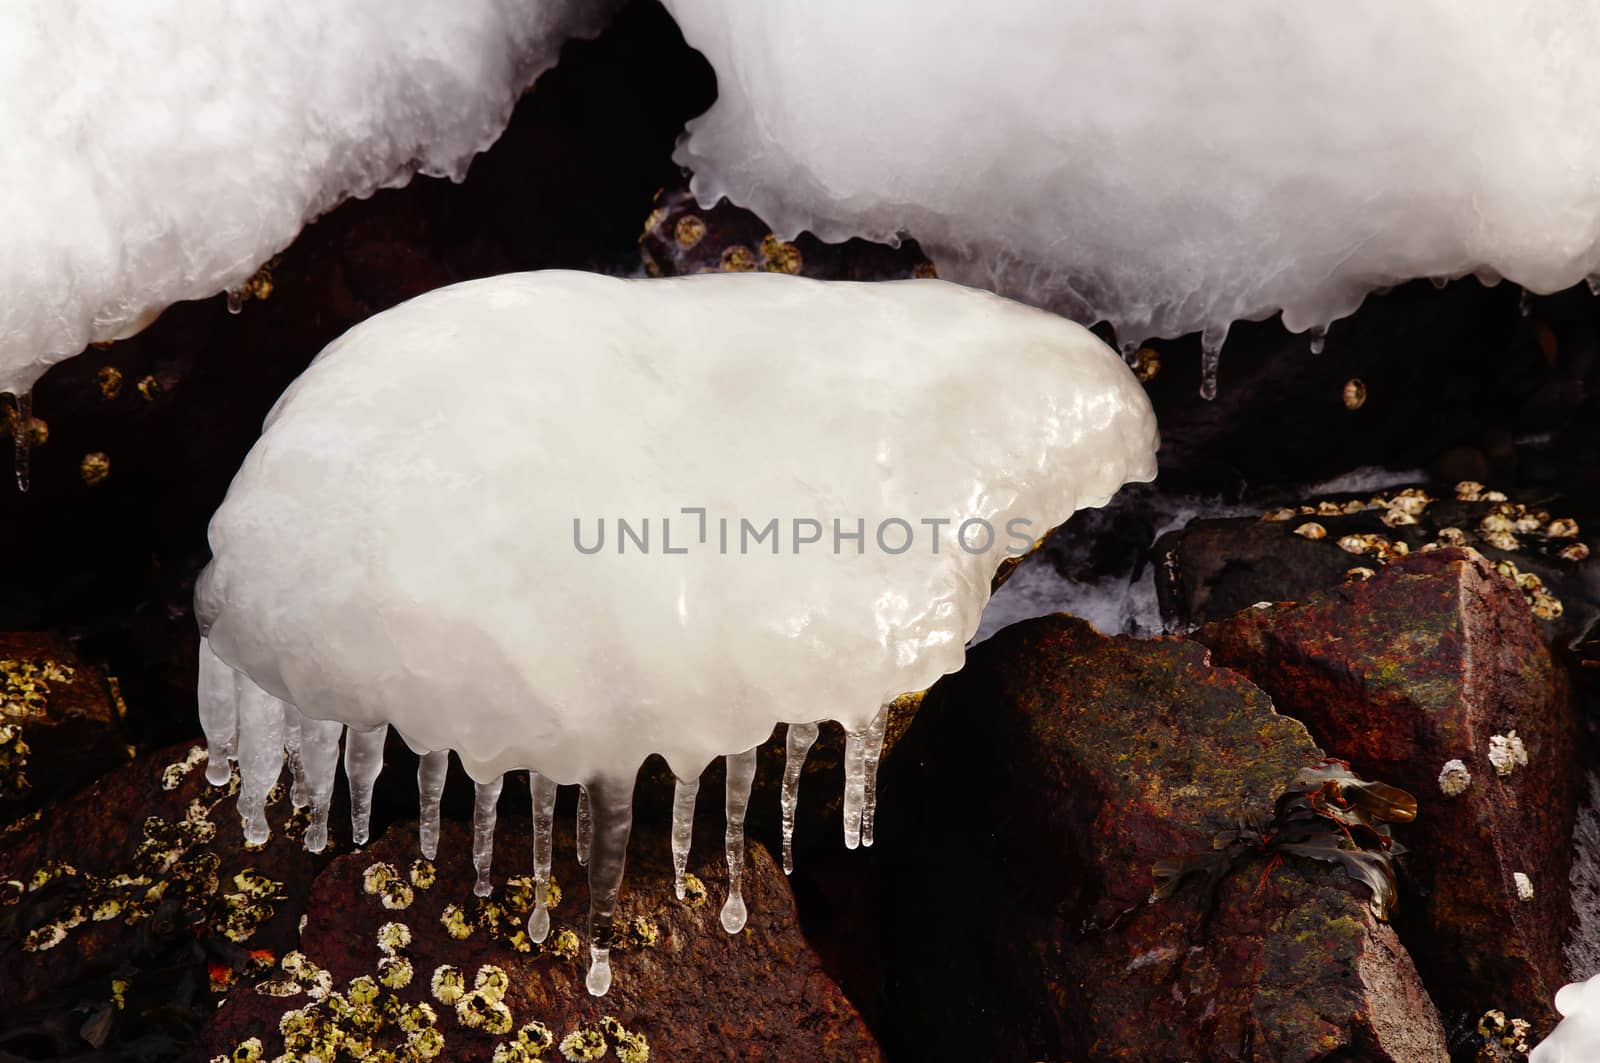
[842, 722, 867, 849]
[1587, 275, 1600, 297]
[582, 775, 635, 997]
[721, 747, 758, 934]
[1430, 275, 1450, 289]
[344, 724, 387, 846]
[670, 774, 701, 899]
[416, 750, 449, 860]
[781, 722, 820, 874]
[470, 776, 504, 897]
[1520, 288, 1534, 317]
[1198, 326, 1226, 401]
[234, 681, 287, 845]
[1120, 341, 1139, 368]
[281, 704, 306, 807]
[860, 706, 889, 848]
[196, 637, 239, 786]
[576, 786, 593, 867]
[12, 390, 31, 493]
[226, 288, 244, 314]
[295, 712, 344, 853]
[528, 772, 558, 943]
[1307, 326, 1327, 356]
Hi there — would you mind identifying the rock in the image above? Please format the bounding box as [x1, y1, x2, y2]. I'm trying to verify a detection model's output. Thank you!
[1194, 548, 1581, 1033]
[871, 614, 1447, 1063]
[0, 632, 130, 823]
[0, 740, 333, 1058]
[639, 179, 932, 282]
[1154, 483, 1598, 647]
[199, 816, 881, 1062]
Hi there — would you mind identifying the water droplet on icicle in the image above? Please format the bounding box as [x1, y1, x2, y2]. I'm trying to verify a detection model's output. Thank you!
[670, 774, 701, 898]
[343, 724, 388, 846]
[781, 722, 819, 874]
[234, 680, 287, 846]
[416, 750, 449, 860]
[1587, 275, 1600, 297]
[1198, 326, 1226, 401]
[196, 638, 239, 785]
[576, 786, 593, 867]
[226, 288, 244, 315]
[1307, 326, 1327, 356]
[296, 712, 343, 853]
[581, 777, 635, 997]
[721, 747, 757, 934]
[12, 390, 32, 493]
[528, 772, 557, 943]
[471, 776, 504, 897]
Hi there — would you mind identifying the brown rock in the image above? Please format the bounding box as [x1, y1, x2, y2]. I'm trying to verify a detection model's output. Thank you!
[0, 632, 130, 824]
[200, 816, 880, 1062]
[1195, 548, 1580, 1033]
[0, 740, 333, 1056]
[871, 614, 1447, 1063]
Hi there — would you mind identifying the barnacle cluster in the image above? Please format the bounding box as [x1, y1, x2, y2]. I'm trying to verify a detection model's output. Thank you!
[1476, 1009, 1532, 1057]
[6, 759, 284, 960]
[0, 655, 75, 721]
[220, 921, 652, 1062]
[1487, 732, 1529, 778]
[0, 722, 30, 798]
[1266, 483, 1587, 618]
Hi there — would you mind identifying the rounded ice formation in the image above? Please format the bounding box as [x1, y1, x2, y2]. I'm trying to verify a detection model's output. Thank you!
[0, 0, 614, 397]
[1532, 973, 1600, 1061]
[663, 0, 1600, 358]
[195, 270, 1158, 993]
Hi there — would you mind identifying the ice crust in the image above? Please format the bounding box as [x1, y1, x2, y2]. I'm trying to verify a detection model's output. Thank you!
[662, 0, 1600, 347]
[0, 0, 613, 396]
[198, 270, 1158, 788]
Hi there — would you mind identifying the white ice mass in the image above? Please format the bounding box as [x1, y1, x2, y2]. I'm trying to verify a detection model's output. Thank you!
[662, 0, 1600, 382]
[1532, 974, 1600, 1062]
[0, 0, 613, 398]
[194, 270, 1158, 993]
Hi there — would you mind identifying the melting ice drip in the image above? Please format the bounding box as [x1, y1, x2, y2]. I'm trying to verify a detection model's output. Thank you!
[199, 643, 890, 995]
[194, 270, 1159, 995]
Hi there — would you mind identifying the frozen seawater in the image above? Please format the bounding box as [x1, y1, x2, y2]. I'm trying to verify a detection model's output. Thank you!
[663, 0, 1600, 357]
[1533, 973, 1600, 1061]
[0, 0, 615, 397]
[195, 270, 1159, 992]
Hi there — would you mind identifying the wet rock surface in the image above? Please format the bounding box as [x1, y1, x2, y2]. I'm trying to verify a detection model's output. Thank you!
[870, 614, 1448, 1063]
[0, 631, 130, 821]
[1195, 549, 1581, 1034]
[200, 816, 881, 1062]
[0, 741, 332, 1059]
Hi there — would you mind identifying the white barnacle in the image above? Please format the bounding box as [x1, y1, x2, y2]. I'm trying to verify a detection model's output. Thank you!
[192, 271, 1159, 997]
[1437, 759, 1471, 797]
[1514, 872, 1534, 902]
[1488, 732, 1528, 778]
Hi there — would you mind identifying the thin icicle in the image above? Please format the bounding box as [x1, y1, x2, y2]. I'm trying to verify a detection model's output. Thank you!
[582, 776, 635, 997]
[781, 722, 820, 874]
[843, 722, 868, 850]
[281, 704, 306, 807]
[344, 724, 387, 846]
[671, 774, 701, 899]
[226, 288, 244, 315]
[471, 775, 504, 897]
[860, 706, 889, 848]
[296, 713, 343, 853]
[528, 772, 558, 943]
[12, 390, 31, 493]
[196, 637, 239, 786]
[1198, 325, 1226, 401]
[417, 750, 449, 860]
[576, 786, 593, 867]
[721, 747, 758, 934]
[234, 681, 287, 845]
[1307, 326, 1327, 356]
